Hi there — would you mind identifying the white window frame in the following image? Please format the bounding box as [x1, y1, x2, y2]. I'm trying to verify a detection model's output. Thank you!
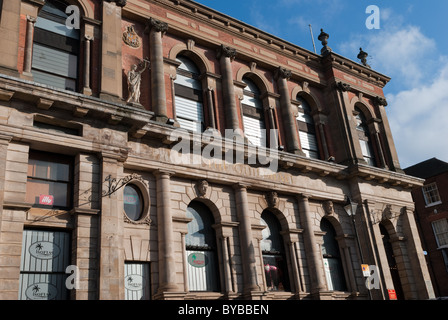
[422, 182, 442, 207]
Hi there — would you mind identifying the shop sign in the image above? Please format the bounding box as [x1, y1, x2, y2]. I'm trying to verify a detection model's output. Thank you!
[29, 241, 60, 260]
[25, 283, 58, 300]
[361, 264, 370, 277]
[188, 252, 208, 268]
[388, 289, 397, 300]
[125, 274, 145, 291]
[39, 195, 54, 205]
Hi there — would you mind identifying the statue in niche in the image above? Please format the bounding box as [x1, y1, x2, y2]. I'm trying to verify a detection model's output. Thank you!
[126, 58, 149, 105]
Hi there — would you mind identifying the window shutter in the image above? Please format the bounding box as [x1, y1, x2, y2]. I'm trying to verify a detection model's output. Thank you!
[243, 114, 267, 147]
[175, 96, 204, 133]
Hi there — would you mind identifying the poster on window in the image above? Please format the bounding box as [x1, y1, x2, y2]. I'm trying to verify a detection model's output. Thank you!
[18, 230, 70, 300]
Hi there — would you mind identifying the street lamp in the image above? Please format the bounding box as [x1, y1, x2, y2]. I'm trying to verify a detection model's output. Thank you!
[344, 196, 358, 217]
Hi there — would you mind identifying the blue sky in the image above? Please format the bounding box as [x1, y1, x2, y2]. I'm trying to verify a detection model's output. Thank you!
[194, 0, 448, 169]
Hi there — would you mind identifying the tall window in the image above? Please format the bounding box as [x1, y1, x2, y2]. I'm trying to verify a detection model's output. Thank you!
[380, 224, 404, 299]
[320, 219, 347, 291]
[185, 201, 220, 292]
[422, 182, 442, 207]
[355, 107, 376, 166]
[174, 55, 205, 133]
[26, 151, 73, 209]
[260, 210, 290, 291]
[296, 96, 319, 159]
[32, 0, 80, 91]
[242, 77, 266, 147]
[432, 219, 448, 273]
[19, 229, 71, 300]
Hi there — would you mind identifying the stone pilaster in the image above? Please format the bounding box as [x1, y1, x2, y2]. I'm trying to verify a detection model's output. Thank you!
[98, 155, 125, 300]
[100, 1, 123, 102]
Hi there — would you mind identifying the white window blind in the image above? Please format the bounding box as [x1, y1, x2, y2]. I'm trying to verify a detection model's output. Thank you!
[243, 115, 267, 147]
[175, 96, 204, 133]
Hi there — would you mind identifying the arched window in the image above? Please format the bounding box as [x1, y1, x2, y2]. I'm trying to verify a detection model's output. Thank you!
[242, 77, 266, 147]
[32, 0, 80, 91]
[260, 210, 290, 291]
[320, 218, 347, 291]
[355, 107, 376, 166]
[185, 201, 220, 292]
[296, 96, 319, 159]
[174, 55, 205, 133]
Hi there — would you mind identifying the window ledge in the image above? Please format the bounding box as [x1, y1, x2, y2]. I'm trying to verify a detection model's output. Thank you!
[425, 201, 442, 208]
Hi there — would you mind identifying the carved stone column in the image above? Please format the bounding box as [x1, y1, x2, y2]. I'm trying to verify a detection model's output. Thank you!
[297, 194, 326, 296]
[154, 170, 180, 297]
[234, 184, 261, 297]
[275, 67, 301, 154]
[147, 18, 169, 123]
[83, 35, 93, 95]
[217, 45, 240, 132]
[23, 15, 36, 76]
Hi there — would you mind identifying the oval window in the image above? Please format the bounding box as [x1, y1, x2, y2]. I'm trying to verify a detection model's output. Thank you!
[123, 184, 143, 221]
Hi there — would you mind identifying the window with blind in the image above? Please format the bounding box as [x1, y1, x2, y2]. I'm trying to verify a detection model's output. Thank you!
[321, 218, 347, 291]
[355, 107, 376, 166]
[296, 96, 319, 159]
[260, 210, 290, 292]
[185, 201, 220, 292]
[32, 0, 80, 91]
[174, 55, 205, 133]
[242, 77, 266, 147]
[19, 229, 71, 300]
[26, 151, 73, 209]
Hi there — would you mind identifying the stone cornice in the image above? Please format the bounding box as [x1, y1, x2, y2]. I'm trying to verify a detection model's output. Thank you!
[143, 0, 388, 89]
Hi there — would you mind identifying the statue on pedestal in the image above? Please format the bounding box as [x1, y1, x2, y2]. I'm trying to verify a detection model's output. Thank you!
[126, 58, 149, 105]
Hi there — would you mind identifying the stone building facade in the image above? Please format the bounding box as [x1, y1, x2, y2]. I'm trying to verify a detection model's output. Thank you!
[0, 0, 435, 300]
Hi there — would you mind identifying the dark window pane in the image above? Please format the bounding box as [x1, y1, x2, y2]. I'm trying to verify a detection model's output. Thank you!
[123, 184, 143, 221]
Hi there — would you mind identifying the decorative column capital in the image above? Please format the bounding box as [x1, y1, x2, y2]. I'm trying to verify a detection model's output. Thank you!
[217, 44, 237, 61]
[275, 66, 292, 81]
[104, 0, 127, 7]
[26, 15, 37, 23]
[335, 81, 351, 92]
[146, 17, 168, 34]
[105, 0, 127, 8]
[374, 96, 388, 107]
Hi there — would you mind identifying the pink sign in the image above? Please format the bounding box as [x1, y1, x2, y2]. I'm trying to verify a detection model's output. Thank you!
[39, 195, 54, 205]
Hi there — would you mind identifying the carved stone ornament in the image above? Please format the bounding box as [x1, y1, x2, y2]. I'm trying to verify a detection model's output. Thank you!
[265, 191, 279, 209]
[374, 96, 388, 107]
[275, 67, 292, 80]
[122, 25, 141, 48]
[124, 212, 153, 226]
[146, 17, 168, 34]
[323, 200, 335, 215]
[336, 81, 351, 92]
[104, 0, 127, 7]
[126, 58, 150, 105]
[217, 44, 237, 61]
[196, 180, 209, 197]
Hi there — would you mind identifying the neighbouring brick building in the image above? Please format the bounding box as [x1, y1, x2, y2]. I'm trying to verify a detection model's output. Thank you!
[0, 0, 435, 300]
[405, 158, 448, 298]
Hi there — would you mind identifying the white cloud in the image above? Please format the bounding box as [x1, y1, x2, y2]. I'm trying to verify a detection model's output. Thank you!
[387, 59, 448, 168]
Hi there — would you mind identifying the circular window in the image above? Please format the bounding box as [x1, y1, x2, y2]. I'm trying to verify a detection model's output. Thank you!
[123, 184, 143, 221]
